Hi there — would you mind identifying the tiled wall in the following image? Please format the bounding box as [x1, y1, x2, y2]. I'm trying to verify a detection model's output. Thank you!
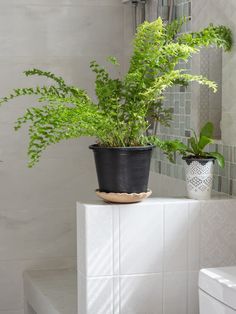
[150, 0, 236, 196]
[77, 197, 236, 314]
[150, 0, 193, 187]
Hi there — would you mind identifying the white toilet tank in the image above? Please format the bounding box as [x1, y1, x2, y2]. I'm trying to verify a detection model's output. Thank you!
[199, 267, 236, 313]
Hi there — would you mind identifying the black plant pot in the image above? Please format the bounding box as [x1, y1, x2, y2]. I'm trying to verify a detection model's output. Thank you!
[89, 144, 154, 193]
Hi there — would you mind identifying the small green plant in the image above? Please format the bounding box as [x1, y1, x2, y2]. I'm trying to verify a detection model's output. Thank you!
[0, 18, 232, 166]
[160, 122, 225, 168]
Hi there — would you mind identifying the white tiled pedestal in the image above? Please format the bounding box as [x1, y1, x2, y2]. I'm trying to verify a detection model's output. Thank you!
[77, 200, 164, 314]
[77, 197, 236, 314]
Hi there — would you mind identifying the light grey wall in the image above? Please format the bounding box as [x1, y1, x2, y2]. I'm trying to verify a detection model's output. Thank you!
[0, 0, 126, 312]
[192, 0, 236, 145]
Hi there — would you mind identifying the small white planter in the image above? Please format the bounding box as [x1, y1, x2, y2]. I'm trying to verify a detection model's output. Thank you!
[183, 157, 215, 200]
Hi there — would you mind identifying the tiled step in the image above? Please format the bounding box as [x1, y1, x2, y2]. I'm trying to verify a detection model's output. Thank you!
[24, 269, 77, 314]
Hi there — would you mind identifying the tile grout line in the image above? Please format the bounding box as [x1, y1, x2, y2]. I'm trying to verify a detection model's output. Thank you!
[162, 204, 165, 314]
[112, 205, 120, 314]
[118, 205, 121, 314]
[186, 203, 190, 314]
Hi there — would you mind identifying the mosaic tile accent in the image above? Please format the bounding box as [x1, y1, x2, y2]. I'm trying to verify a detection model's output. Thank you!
[150, 0, 236, 196]
[152, 141, 236, 196]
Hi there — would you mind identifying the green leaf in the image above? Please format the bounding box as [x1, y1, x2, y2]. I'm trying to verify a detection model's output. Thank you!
[0, 18, 232, 167]
[209, 152, 225, 168]
[198, 135, 213, 150]
[189, 137, 199, 154]
[178, 24, 233, 52]
[200, 122, 214, 138]
[172, 141, 189, 152]
[107, 56, 119, 66]
[190, 128, 198, 144]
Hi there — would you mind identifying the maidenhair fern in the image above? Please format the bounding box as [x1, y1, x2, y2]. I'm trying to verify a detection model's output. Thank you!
[0, 18, 232, 166]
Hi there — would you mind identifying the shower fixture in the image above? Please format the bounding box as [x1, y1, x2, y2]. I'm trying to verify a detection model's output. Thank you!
[122, 0, 148, 33]
[168, 0, 174, 23]
[122, 0, 146, 4]
[122, 0, 176, 32]
[157, 0, 176, 23]
[140, 0, 146, 23]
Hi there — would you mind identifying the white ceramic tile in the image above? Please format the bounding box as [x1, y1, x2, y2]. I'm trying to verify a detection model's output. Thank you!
[120, 274, 163, 314]
[163, 272, 187, 314]
[120, 203, 164, 275]
[85, 204, 114, 277]
[112, 277, 120, 314]
[77, 271, 86, 314]
[164, 203, 188, 272]
[221, 112, 236, 146]
[87, 277, 114, 314]
[113, 206, 120, 276]
[188, 203, 200, 271]
[24, 269, 77, 314]
[77, 205, 87, 275]
[187, 271, 199, 314]
[200, 199, 236, 268]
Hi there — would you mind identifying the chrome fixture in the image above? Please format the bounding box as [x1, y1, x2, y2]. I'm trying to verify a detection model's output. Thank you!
[157, 0, 176, 23]
[122, 0, 148, 33]
[123, 0, 175, 34]
[140, 0, 146, 23]
[122, 0, 146, 4]
[132, 0, 138, 31]
[168, 0, 174, 23]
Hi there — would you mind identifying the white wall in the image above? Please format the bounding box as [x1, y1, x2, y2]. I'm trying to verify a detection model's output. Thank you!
[0, 0, 126, 312]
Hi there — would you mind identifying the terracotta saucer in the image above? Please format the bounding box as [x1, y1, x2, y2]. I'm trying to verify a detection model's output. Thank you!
[96, 189, 152, 204]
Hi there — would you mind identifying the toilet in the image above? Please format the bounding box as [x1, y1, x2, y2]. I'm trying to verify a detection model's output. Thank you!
[199, 267, 236, 313]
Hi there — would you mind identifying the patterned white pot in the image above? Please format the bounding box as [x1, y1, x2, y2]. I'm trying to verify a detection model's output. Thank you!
[183, 157, 215, 200]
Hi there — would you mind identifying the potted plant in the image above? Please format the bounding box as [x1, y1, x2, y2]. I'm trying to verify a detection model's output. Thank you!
[161, 122, 225, 200]
[0, 18, 232, 200]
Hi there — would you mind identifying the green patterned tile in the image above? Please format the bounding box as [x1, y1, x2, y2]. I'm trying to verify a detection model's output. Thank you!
[223, 145, 230, 161]
[221, 177, 230, 194]
[185, 101, 191, 114]
[230, 163, 236, 179]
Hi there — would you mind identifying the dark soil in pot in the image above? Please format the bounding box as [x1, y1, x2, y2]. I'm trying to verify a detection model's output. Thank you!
[182, 156, 215, 166]
[89, 145, 154, 194]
